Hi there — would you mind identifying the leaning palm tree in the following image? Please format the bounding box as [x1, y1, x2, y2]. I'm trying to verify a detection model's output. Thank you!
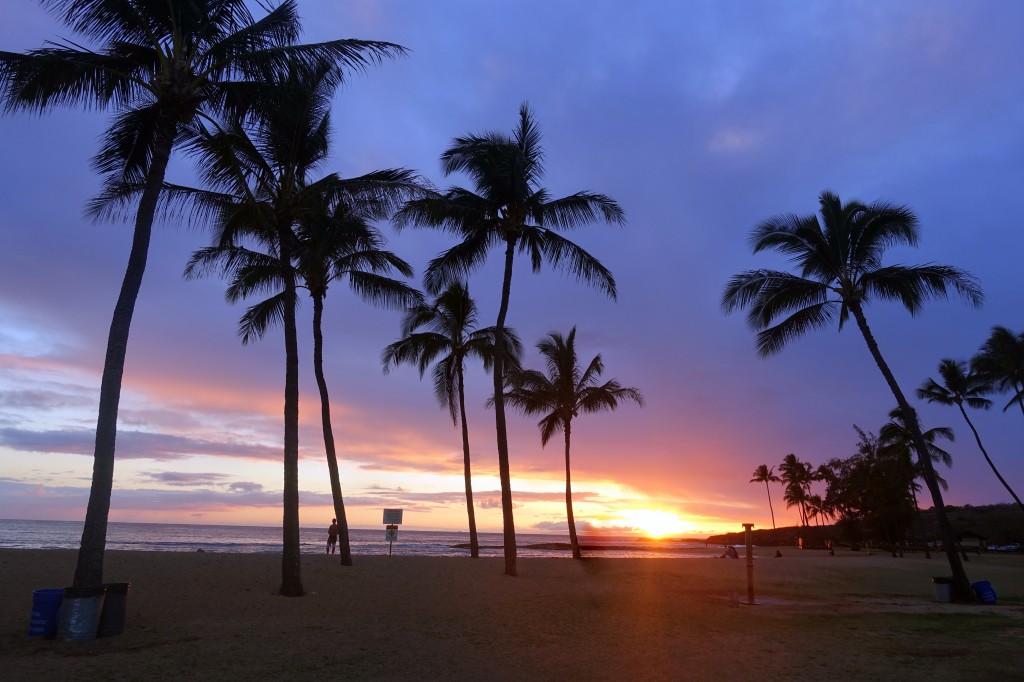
[749, 465, 781, 529]
[394, 103, 626, 576]
[502, 327, 643, 559]
[0, 0, 404, 589]
[971, 326, 1024, 417]
[381, 283, 523, 558]
[722, 190, 983, 600]
[918, 359, 1024, 512]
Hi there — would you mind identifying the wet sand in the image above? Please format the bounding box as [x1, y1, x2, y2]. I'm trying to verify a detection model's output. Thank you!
[2, 548, 1023, 680]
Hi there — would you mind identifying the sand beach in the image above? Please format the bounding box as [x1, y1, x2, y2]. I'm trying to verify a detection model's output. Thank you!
[2, 548, 1023, 680]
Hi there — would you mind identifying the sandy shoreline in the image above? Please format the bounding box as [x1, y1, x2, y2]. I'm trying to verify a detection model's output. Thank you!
[2, 549, 1023, 680]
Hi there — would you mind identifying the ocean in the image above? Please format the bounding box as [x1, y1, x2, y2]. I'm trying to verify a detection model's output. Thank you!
[0, 519, 722, 559]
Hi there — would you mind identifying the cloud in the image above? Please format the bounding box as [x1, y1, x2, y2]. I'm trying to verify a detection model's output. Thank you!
[139, 471, 234, 486]
[227, 481, 264, 494]
[0, 427, 280, 461]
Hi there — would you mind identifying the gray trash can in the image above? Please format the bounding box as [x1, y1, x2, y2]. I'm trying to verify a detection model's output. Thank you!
[931, 576, 952, 603]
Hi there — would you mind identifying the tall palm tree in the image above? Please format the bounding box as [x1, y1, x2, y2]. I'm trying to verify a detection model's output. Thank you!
[190, 181, 424, 567]
[722, 190, 983, 600]
[179, 63, 404, 595]
[0, 0, 404, 589]
[918, 359, 1024, 512]
[778, 453, 813, 526]
[502, 327, 643, 559]
[971, 326, 1024, 417]
[749, 465, 780, 529]
[381, 283, 523, 558]
[394, 104, 625, 576]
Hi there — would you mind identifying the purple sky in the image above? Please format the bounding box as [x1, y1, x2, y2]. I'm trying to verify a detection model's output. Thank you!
[1, 1, 1022, 536]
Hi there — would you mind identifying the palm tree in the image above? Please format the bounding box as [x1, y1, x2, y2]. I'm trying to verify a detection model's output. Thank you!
[190, 179, 423, 567]
[180, 63, 408, 595]
[394, 104, 625, 576]
[722, 190, 983, 600]
[878, 406, 956, 557]
[971, 326, 1024, 416]
[749, 465, 781, 529]
[502, 327, 643, 559]
[878, 406, 954, 491]
[0, 0, 404, 589]
[918, 359, 1024, 512]
[381, 283, 523, 558]
[778, 453, 813, 526]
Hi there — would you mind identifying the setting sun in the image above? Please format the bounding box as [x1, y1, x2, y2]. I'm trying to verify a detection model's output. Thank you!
[613, 509, 693, 538]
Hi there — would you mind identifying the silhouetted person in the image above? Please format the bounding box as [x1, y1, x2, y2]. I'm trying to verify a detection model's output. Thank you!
[327, 518, 339, 554]
[720, 545, 739, 559]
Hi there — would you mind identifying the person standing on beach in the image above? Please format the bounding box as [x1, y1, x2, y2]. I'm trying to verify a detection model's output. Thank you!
[327, 519, 339, 554]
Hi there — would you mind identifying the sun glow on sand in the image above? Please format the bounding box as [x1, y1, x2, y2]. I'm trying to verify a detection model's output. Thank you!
[610, 509, 695, 538]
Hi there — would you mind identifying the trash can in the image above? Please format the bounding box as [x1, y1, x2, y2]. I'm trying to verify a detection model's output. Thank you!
[28, 588, 64, 638]
[972, 580, 997, 604]
[931, 576, 953, 603]
[56, 586, 105, 642]
[97, 582, 131, 637]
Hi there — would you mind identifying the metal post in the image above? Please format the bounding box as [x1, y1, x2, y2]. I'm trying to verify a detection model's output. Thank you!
[743, 523, 755, 605]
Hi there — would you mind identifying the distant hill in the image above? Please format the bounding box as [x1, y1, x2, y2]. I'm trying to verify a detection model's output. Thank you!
[703, 503, 1024, 547]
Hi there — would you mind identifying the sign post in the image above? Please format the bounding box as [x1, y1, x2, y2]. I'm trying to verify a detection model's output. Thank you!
[383, 509, 403, 556]
[743, 522, 756, 605]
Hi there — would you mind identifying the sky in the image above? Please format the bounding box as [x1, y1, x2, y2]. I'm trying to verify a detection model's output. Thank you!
[1, 0, 1022, 538]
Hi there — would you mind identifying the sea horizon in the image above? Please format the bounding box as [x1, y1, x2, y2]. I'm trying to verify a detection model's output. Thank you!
[0, 519, 725, 559]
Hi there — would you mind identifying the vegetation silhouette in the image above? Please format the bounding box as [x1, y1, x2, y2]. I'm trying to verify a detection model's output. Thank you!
[382, 282, 523, 558]
[918, 359, 1024, 513]
[0, 0, 404, 589]
[501, 327, 643, 559]
[722, 190, 983, 600]
[394, 103, 625, 575]
[971, 326, 1024, 416]
[779, 454, 814, 527]
[750, 465, 781, 529]
[179, 63, 412, 593]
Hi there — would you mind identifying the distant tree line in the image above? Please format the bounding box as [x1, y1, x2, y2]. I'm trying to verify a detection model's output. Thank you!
[749, 326, 1024, 558]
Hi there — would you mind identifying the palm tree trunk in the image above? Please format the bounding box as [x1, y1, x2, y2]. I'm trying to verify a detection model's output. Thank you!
[911, 487, 932, 559]
[564, 421, 581, 559]
[850, 304, 972, 601]
[278, 227, 304, 596]
[312, 293, 352, 566]
[764, 481, 776, 530]
[456, 363, 480, 557]
[491, 238, 518, 576]
[73, 113, 177, 588]
[957, 405, 1024, 512]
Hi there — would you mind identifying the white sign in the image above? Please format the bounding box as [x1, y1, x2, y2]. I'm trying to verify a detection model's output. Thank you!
[385, 527, 398, 542]
[383, 508, 403, 525]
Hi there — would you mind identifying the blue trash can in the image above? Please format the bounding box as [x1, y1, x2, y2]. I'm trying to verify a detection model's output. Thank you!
[972, 580, 997, 604]
[28, 588, 64, 638]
